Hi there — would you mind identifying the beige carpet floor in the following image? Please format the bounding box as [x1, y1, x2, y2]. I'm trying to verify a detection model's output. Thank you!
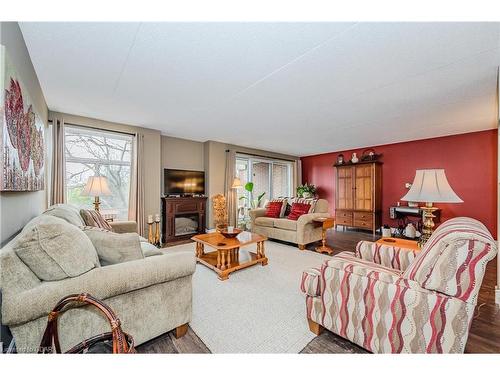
[168, 240, 331, 353]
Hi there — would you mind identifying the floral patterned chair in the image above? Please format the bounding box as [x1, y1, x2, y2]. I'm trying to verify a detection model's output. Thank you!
[300, 217, 497, 353]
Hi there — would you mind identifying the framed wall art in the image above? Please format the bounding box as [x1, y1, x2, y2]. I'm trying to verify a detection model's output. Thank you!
[0, 45, 45, 191]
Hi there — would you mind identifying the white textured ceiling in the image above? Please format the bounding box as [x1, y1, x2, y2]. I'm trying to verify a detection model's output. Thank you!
[20, 22, 500, 156]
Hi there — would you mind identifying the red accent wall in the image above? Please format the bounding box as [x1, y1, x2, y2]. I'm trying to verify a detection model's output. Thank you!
[301, 129, 498, 237]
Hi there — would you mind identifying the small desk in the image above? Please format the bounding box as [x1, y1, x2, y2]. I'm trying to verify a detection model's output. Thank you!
[375, 237, 421, 251]
[313, 217, 335, 255]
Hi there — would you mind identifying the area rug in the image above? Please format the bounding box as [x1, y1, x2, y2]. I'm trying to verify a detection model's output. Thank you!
[168, 241, 331, 353]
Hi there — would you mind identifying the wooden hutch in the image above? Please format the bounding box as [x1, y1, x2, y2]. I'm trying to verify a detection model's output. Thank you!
[334, 161, 382, 235]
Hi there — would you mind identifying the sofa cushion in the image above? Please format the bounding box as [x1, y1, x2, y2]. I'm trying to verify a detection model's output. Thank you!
[80, 209, 113, 231]
[43, 204, 84, 227]
[254, 217, 275, 228]
[140, 242, 164, 257]
[291, 198, 317, 213]
[13, 215, 99, 281]
[83, 227, 144, 266]
[287, 202, 311, 220]
[266, 198, 289, 217]
[265, 201, 283, 218]
[273, 218, 297, 231]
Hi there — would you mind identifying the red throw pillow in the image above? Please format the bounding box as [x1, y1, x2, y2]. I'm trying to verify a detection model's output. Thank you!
[287, 203, 311, 221]
[265, 201, 283, 218]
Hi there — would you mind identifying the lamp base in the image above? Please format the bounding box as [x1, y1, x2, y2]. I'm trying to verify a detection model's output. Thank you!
[419, 203, 438, 247]
[93, 196, 101, 212]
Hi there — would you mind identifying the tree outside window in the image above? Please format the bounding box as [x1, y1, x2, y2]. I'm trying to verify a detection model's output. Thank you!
[64, 125, 133, 219]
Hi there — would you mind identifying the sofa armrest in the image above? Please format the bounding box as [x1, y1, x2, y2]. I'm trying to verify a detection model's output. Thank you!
[296, 213, 329, 229]
[110, 220, 138, 234]
[2, 250, 196, 326]
[355, 240, 418, 272]
[249, 208, 267, 224]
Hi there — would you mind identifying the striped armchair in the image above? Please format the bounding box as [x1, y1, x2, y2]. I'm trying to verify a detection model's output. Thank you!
[300, 217, 497, 353]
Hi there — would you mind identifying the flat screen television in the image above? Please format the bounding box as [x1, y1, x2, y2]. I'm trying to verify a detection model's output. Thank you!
[164, 169, 205, 196]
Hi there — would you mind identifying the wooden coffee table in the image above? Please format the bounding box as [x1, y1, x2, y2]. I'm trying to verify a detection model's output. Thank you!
[191, 231, 268, 280]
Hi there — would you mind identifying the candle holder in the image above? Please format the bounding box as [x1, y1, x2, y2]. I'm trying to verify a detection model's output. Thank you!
[154, 215, 161, 248]
[147, 216, 155, 245]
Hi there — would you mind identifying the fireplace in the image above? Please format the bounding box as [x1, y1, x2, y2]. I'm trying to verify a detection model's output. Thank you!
[161, 196, 207, 244]
[175, 213, 199, 236]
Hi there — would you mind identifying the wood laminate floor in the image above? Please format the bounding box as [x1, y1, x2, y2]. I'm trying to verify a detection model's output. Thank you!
[137, 229, 499, 354]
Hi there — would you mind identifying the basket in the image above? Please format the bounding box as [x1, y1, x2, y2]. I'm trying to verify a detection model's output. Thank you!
[38, 293, 135, 354]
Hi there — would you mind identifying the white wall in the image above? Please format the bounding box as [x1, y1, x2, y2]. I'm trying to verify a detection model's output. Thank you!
[0, 22, 49, 244]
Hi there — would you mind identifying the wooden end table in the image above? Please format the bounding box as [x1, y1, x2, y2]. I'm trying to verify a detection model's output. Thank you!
[313, 217, 335, 255]
[375, 237, 421, 252]
[191, 231, 268, 281]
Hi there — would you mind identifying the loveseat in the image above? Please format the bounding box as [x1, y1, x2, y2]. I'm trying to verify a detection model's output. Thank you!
[0, 204, 196, 353]
[300, 217, 497, 353]
[249, 199, 329, 249]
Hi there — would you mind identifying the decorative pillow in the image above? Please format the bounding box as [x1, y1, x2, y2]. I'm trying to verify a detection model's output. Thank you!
[292, 198, 317, 213]
[266, 198, 288, 217]
[83, 227, 144, 266]
[43, 204, 85, 226]
[80, 209, 113, 231]
[140, 242, 164, 257]
[287, 202, 312, 221]
[265, 201, 283, 218]
[14, 215, 99, 281]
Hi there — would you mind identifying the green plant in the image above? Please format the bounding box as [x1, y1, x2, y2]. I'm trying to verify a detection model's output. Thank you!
[296, 182, 317, 198]
[239, 182, 266, 209]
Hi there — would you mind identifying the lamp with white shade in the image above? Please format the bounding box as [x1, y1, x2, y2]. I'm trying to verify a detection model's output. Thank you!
[81, 176, 112, 212]
[231, 177, 243, 189]
[401, 169, 463, 245]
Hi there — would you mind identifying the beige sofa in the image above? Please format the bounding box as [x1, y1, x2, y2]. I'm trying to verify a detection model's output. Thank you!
[0, 204, 195, 353]
[250, 199, 329, 249]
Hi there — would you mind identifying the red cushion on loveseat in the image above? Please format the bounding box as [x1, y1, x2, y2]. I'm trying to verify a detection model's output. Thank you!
[287, 202, 311, 221]
[265, 201, 284, 218]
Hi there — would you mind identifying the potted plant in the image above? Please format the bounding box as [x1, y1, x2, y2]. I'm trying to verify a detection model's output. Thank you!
[239, 182, 266, 209]
[297, 183, 317, 198]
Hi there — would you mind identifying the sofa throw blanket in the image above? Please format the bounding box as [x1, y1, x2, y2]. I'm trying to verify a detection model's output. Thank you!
[83, 227, 144, 266]
[13, 215, 99, 281]
[80, 209, 113, 231]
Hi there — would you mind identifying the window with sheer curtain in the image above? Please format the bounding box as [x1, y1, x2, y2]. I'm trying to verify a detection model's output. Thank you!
[235, 155, 293, 212]
[64, 125, 133, 219]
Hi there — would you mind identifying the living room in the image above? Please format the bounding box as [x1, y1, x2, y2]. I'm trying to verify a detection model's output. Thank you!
[1, 1, 500, 373]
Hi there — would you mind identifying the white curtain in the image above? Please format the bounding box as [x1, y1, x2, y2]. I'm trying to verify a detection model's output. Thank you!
[50, 117, 66, 205]
[129, 133, 145, 236]
[224, 149, 237, 226]
[292, 159, 302, 198]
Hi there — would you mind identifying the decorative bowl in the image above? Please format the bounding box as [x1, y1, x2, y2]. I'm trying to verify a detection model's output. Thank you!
[220, 228, 242, 238]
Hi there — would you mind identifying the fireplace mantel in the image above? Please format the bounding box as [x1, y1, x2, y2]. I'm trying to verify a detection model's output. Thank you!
[161, 196, 207, 245]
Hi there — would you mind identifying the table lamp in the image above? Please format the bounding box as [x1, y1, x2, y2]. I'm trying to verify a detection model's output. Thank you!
[231, 177, 243, 189]
[401, 169, 463, 245]
[81, 176, 112, 211]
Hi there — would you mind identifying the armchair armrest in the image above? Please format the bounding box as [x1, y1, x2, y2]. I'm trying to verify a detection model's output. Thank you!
[355, 240, 418, 272]
[2, 251, 196, 326]
[110, 220, 138, 234]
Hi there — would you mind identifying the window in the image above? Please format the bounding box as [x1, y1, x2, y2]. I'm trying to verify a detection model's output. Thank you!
[235, 154, 293, 221]
[64, 125, 133, 219]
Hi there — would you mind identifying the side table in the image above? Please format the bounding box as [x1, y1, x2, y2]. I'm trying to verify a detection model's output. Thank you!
[375, 237, 421, 251]
[313, 217, 335, 255]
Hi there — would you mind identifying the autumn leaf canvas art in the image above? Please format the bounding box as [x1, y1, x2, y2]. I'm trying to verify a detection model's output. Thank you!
[0, 46, 45, 191]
